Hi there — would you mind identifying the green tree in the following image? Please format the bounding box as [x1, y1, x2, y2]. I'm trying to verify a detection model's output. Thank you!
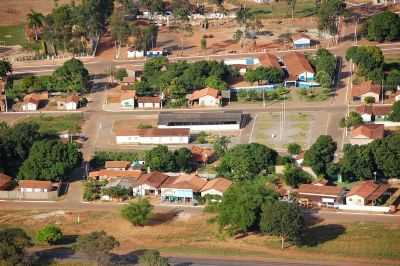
[217, 143, 278, 181]
[0, 228, 32, 266]
[36, 224, 63, 245]
[318, 0, 345, 35]
[213, 136, 230, 158]
[102, 185, 131, 200]
[283, 164, 312, 188]
[372, 134, 400, 178]
[340, 144, 376, 181]
[389, 101, 400, 122]
[345, 46, 384, 80]
[110, 9, 130, 54]
[115, 68, 128, 81]
[260, 201, 305, 249]
[74, 231, 119, 266]
[139, 250, 170, 266]
[205, 75, 227, 90]
[265, 67, 285, 84]
[121, 198, 153, 226]
[217, 182, 278, 235]
[339, 111, 363, 128]
[287, 143, 301, 155]
[304, 135, 337, 176]
[0, 60, 12, 78]
[145, 145, 176, 172]
[174, 147, 192, 172]
[367, 11, 400, 42]
[385, 69, 400, 91]
[18, 140, 82, 182]
[364, 96, 376, 104]
[53, 58, 89, 93]
[27, 10, 45, 41]
[201, 36, 207, 52]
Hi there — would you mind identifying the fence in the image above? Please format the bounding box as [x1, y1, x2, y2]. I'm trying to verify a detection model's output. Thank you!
[0, 183, 60, 201]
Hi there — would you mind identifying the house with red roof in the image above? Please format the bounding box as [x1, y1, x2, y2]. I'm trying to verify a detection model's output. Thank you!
[351, 80, 381, 103]
[57, 95, 80, 110]
[0, 173, 13, 190]
[259, 53, 281, 69]
[291, 33, 312, 49]
[351, 124, 384, 145]
[200, 177, 232, 197]
[283, 52, 315, 87]
[188, 87, 221, 107]
[191, 146, 215, 164]
[355, 104, 391, 122]
[161, 174, 208, 204]
[298, 183, 345, 207]
[346, 180, 389, 206]
[132, 171, 170, 196]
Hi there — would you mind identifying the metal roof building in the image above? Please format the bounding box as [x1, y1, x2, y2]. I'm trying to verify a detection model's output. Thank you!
[158, 111, 243, 131]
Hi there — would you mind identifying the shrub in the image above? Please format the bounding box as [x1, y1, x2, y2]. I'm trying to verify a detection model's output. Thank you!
[36, 225, 63, 245]
[139, 250, 170, 266]
[121, 198, 153, 226]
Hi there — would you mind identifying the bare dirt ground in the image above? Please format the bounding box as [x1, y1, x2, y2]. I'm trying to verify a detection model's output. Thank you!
[0, 209, 399, 266]
[0, 0, 74, 26]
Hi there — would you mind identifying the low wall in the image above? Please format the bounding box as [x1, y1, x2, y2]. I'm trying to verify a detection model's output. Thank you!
[336, 204, 391, 213]
[0, 190, 59, 201]
[374, 121, 400, 127]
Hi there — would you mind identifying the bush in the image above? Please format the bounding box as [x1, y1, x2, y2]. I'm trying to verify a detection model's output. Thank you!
[287, 143, 301, 155]
[364, 96, 376, 104]
[283, 165, 312, 188]
[196, 131, 208, 144]
[139, 250, 170, 266]
[121, 198, 153, 226]
[115, 68, 128, 81]
[36, 225, 63, 245]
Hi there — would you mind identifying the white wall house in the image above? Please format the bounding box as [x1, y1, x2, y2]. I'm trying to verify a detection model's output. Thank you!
[120, 98, 135, 109]
[65, 101, 77, 110]
[22, 102, 38, 111]
[346, 194, 366, 206]
[133, 183, 159, 196]
[189, 87, 221, 107]
[115, 128, 190, 145]
[127, 50, 145, 58]
[199, 95, 220, 106]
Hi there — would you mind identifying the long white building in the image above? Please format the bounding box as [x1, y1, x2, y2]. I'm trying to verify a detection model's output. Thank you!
[115, 128, 190, 145]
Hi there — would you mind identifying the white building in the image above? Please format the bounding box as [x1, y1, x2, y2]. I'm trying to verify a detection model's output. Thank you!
[137, 96, 161, 109]
[283, 52, 315, 87]
[158, 111, 243, 132]
[127, 49, 145, 58]
[350, 124, 384, 145]
[292, 33, 312, 49]
[19, 180, 53, 193]
[115, 128, 190, 145]
[132, 171, 170, 196]
[346, 181, 389, 206]
[200, 178, 232, 197]
[355, 105, 391, 122]
[57, 95, 79, 110]
[160, 174, 208, 204]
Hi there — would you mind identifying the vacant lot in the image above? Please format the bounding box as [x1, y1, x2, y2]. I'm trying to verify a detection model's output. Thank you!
[0, 24, 27, 46]
[0, 209, 399, 265]
[20, 114, 84, 135]
[252, 111, 327, 150]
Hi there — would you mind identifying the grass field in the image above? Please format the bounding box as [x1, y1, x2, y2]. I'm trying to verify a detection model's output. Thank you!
[20, 114, 83, 135]
[0, 24, 27, 46]
[0, 210, 399, 264]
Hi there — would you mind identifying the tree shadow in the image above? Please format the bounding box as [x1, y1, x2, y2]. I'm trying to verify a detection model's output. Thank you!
[56, 234, 78, 245]
[301, 224, 346, 247]
[147, 209, 182, 226]
[35, 246, 75, 262]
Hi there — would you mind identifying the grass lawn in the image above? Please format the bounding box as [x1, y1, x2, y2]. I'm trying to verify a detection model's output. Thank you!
[0, 24, 27, 46]
[20, 114, 83, 135]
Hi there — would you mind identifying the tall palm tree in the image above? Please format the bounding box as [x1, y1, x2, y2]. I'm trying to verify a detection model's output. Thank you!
[27, 10, 45, 41]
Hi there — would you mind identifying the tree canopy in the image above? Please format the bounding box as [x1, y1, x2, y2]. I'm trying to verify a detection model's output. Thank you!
[312, 48, 336, 88]
[0, 60, 12, 77]
[304, 135, 337, 176]
[145, 145, 177, 172]
[217, 143, 278, 181]
[0, 228, 32, 266]
[139, 250, 170, 266]
[340, 112, 363, 128]
[217, 182, 278, 235]
[366, 11, 400, 42]
[260, 201, 305, 249]
[18, 140, 81, 182]
[52, 58, 89, 93]
[36, 224, 63, 245]
[385, 69, 400, 92]
[389, 101, 400, 122]
[345, 46, 384, 82]
[317, 0, 345, 35]
[283, 164, 312, 188]
[121, 198, 153, 226]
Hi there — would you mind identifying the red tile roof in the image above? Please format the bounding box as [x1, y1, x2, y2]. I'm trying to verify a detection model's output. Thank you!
[191, 146, 215, 163]
[259, 53, 281, 69]
[351, 80, 381, 97]
[283, 52, 314, 80]
[19, 180, 53, 190]
[114, 127, 190, 137]
[137, 171, 169, 188]
[200, 177, 232, 193]
[298, 184, 344, 197]
[355, 105, 392, 116]
[347, 180, 389, 202]
[291, 33, 311, 41]
[189, 87, 220, 101]
[65, 95, 80, 103]
[161, 174, 207, 192]
[351, 124, 384, 139]
[105, 161, 131, 169]
[88, 169, 142, 179]
[120, 90, 136, 100]
[0, 173, 12, 190]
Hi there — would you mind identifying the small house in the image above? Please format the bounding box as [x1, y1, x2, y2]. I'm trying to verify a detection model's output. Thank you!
[351, 124, 384, 145]
[0, 173, 13, 190]
[355, 104, 391, 122]
[161, 174, 208, 204]
[22, 92, 48, 111]
[351, 81, 381, 103]
[133, 171, 170, 196]
[88, 169, 142, 181]
[200, 177, 232, 197]
[137, 96, 161, 109]
[291, 33, 312, 49]
[146, 49, 165, 57]
[188, 87, 221, 107]
[57, 95, 80, 110]
[283, 52, 315, 87]
[105, 161, 131, 171]
[120, 90, 136, 109]
[298, 183, 345, 207]
[19, 180, 53, 193]
[346, 180, 389, 206]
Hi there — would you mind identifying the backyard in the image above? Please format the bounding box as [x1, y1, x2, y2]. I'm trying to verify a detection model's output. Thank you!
[20, 114, 84, 135]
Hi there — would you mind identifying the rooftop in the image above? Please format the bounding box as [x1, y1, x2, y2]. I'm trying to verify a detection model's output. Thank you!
[137, 171, 170, 188]
[162, 174, 207, 192]
[259, 53, 281, 69]
[298, 184, 344, 197]
[351, 80, 381, 97]
[114, 127, 190, 137]
[88, 169, 143, 179]
[283, 52, 314, 80]
[355, 104, 392, 116]
[0, 173, 13, 188]
[19, 180, 53, 190]
[158, 111, 243, 126]
[347, 180, 389, 202]
[351, 124, 384, 140]
[291, 33, 311, 41]
[191, 146, 215, 163]
[200, 177, 232, 193]
[105, 161, 131, 169]
[189, 87, 220, 101]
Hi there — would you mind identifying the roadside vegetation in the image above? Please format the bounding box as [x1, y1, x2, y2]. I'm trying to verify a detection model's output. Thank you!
[19, 114, 83, 135]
